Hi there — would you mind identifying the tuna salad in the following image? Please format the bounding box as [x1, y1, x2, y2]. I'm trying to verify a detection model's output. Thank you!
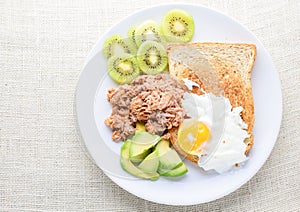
[105, 74, 188, 141]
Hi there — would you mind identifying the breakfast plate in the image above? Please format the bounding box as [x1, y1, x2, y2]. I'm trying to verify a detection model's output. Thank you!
[76, 3, 282, 205]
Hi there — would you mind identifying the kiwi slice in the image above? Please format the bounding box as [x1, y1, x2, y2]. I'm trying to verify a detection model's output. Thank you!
[161, 9, 195, 43]
[137, 40, 168, 75]
[103, 35, 137, 59]
[135, 21, 165, 47]
[127, 25, 138, 48]
[108, 53, 140, 84]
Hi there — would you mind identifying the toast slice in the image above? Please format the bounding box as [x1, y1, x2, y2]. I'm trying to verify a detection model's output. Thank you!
[166, 42, 256, 163]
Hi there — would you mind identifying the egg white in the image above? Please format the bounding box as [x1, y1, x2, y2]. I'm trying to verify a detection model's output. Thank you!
[182, 93, 249, 174]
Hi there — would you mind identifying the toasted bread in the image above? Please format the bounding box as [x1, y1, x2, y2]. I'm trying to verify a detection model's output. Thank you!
[166, 42, 256, 163]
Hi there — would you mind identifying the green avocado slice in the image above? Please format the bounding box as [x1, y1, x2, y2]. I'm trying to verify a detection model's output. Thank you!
[120, 141, 159, 181]
[159, 163, 188, 177]
[156, 139, 183, 170]
[135, 122, 146, 132]
[129, 132, 161, 162]
[138, 150, 159, 174]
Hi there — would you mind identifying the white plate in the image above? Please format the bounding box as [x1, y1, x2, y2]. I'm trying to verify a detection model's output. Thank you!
[76, 3, 282, 205]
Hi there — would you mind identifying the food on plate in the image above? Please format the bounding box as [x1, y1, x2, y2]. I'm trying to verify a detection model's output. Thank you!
[135, 20, 166, 47]
[180, 93, 250, 173]
[136, 122, 146, 132]
[102, 8, 257, 178]
[107, 53, 140, 84]
[137, 40, 168, 75]
[156, 139, 187, 176]
[120, 130, 187, 180]
[161, 9, 195, 43]
[102, 9, 195, 84]
[102, 35, 137, 59]
[137, 150, 159, 174]
[105, 74, 190, 179]
[127, 25, 138, 48]
[120, 140, 160, 181]
[105, 41, 257, 176]
[104, 74, 187, 141]
[166, 42, 256, 173]
[177, 118, 210, 155]
[129, 131, 160, 162]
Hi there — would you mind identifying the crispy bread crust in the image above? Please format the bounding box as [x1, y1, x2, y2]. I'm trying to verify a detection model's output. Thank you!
[167, 42, 257, 163]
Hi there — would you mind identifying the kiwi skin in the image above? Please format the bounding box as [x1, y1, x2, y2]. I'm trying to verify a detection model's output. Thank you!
[107, 53, 140, 84]
[161, 9, 195, 43]
[137, 40, 168, 75]
[103, 35, 137, 59]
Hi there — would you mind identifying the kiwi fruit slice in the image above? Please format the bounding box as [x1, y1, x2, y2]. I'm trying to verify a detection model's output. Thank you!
[127, 25, 138, 48]
[108, 53, 140, 84]
[137, 40, 168, 75]
[135, 21, 166, 47]
[161, 9, 195, 43]
[103, 35, 137, 59]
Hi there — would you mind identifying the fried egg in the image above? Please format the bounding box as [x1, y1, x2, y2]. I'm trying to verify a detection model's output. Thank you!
[178, 93, 249, 173]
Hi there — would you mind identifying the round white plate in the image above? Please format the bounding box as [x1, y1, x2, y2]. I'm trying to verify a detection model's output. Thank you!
[76, 3, 282, 205]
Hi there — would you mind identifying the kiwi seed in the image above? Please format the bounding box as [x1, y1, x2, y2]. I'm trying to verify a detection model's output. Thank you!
[103, 35, 137, 59]
[161, 9, 195, 43]
[135, 20, 166, 47]
[108, 53, 140, 84]
[137, 40, 168, 75]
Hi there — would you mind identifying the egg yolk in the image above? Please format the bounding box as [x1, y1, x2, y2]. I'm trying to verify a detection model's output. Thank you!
[177, 119, 210, 155]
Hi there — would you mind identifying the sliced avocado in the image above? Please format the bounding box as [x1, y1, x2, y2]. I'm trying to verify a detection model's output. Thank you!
[129, 132, 161, 162]
[138, 151, 159, 173]
[136, 122, 146, 132]
[156, 140, 183, 170]
[120, 141, 160, 181]
[158, 160, 183, 175]
[138, 150, 159, 174]
[157, 149, 183, 173]
[156, 139, 170, 154]
[129, 146, 151, 163]
[160, 163, 188, 177]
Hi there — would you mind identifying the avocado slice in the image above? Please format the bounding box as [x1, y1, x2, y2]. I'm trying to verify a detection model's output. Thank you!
[136, 122, 146, 132]
[157, 149, 183, 173]
[159, 163, 188, 177]
[120, 141, 160, 181]
[155, 139, 170, 160]
[138, 150, 159, 174]
[158, 160, 182, 175]
[156, 140, 183, 170]
[129, 132, 161, 162]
